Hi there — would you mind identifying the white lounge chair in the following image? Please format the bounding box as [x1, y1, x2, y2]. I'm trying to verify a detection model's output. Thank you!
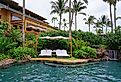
[56, 49, 70, 57]
[39, 50, 52, 57]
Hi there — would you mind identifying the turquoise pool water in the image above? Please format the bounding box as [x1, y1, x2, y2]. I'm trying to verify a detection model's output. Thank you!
[0, 61, 121, 82]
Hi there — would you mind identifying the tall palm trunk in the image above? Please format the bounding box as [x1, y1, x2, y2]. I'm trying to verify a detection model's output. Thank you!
[102, 27, 103, 33]
[106, 26, 108, 33]
[54, 20, 55, 27]
[96, 27, 98, 34]
[114, 4, 116, 31]
[109, 3, 113, 33]
[70, 13, 74, 28]
[88, 23, 90, 32]
[59, 14, 62, 30]
[64, 27, 65, 31]
[22, 0, 25, 47]
[75, 13, 77, 31]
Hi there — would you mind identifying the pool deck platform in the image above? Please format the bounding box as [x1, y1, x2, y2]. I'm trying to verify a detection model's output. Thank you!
[30, 58, 99, 64]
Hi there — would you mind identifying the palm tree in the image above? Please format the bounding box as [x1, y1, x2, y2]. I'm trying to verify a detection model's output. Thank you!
[105, 19, 111, 33]
[83, 15, 96, 32]
[103, 0, 114, 33]
[113, 0, 120, 31]
[50, 0, 68, 30]
[94, 20, 102, 34]
[62, 18, 68, 31]
[99, 15, 111, 33]
[72, 0, 87, 31]
[51, 17, 58, 27]
[99, 15, 107, 33]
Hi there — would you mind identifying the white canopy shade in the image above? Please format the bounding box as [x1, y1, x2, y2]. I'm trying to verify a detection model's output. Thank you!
[27, 26, 46, 31]
[39, 36, 69, 40]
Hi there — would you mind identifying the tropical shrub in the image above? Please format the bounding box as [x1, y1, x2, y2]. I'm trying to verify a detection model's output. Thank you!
[0, 53, 10, 61]
[0, 37, 17, 54]
[73, 46, 96, 59]
[0, 21, 9, 32]
[81, 32, 103, 45]
[105, 32, 121, 49]
[73, 50, 88, 58]
[25, 32, 36, 48]
[81, 46, 97, 58]
[10, 47, 37, 60]
[9, 29, 22, 42]
[72, 39, 89, 50]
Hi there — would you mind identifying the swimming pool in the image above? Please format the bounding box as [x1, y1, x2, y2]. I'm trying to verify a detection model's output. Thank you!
[0, 61, 121, 82]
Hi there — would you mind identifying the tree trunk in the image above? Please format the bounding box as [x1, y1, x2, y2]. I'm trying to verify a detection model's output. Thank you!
[64, 27, 65, 31]
[70, 12, 74, 28]
[22, 0, 25, 47]
[102, 27, 103, 33]
[54, 20, 55, 27]
[75, 13, 77, 31]
[110, 3, 113, 33]
[114, 4, 116, 32]
[96, 27, 98, 34]
[106, 26, 107, 33]
[69, 0, 72, 57]
[59, 14, 62, 30]
[89, 24, 90, 32]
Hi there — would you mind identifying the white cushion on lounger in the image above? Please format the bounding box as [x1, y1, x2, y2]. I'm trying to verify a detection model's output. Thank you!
[56, 50, 69, 57]
[39, 50, 52, 56]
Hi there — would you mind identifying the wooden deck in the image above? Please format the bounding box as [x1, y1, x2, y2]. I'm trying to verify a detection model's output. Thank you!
[30, 58, 90, 64]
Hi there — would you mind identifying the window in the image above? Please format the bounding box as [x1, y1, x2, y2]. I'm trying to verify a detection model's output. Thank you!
[12, 16, 21, 20]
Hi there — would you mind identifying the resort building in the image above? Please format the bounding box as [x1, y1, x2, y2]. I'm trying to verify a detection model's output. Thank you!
[0, 0, 56, 34]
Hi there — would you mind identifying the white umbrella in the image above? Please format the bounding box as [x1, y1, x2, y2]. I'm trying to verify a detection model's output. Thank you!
[39, 36, 69, 40]
[52, 36, 69, 39]
[39, 36, 51, 39]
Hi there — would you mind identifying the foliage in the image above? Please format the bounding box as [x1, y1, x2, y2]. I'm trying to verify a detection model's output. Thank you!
[81, 46, 97, 58]
[10, 47, 37, 60]
[1, 20, 121, 60]
[73, 46, 96, 58]
[50, 0, 68, 29]
[0, 21, 9, 31]
[0, 53, 10, 61]
[72, 38, 96, 59]
[105, 32, 121, 49]
[0, 35, 18, 54]
[52, 17, 58, 27]
[73, 49, 88, 58]
[25, 32, 36, 48]
[83, 15, 96, 32]
[72, 38, 89, 50]
[72, 0, 88, 30]
[80, 32, 103, 45]
[9, 29, 22, 42]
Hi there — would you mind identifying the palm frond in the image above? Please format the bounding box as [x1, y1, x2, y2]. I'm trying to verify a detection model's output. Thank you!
[116, 16, 121, 20]
[78, 6, 87, 11]
[83, 0, 88, 4]
[50, 10, 59, 15]
[78, 12, 86, 16]
[83, 18, 87, 20]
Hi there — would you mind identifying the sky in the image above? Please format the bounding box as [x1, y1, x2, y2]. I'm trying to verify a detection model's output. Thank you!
[13, 0, 121, 32]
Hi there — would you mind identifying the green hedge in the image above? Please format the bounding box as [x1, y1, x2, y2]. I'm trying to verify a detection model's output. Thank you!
[73, 46, 97, 59]
[10, 47, 37, 60]
[0, 53, 10, 61]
